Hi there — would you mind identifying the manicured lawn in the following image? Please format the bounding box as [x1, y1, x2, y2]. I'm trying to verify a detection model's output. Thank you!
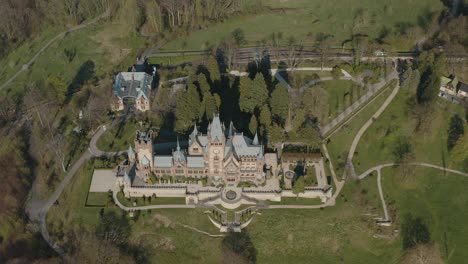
[266, 197, 323, 205]
[161, 0, 443, 52]
[86, 192, 109, 207]
[96, 121, 138, 152]
[116, 192, 186, 207]
[326, 83, 395, 178]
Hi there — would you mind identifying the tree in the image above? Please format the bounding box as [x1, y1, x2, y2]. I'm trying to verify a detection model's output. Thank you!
[206, 56, 220, 82]
[239, 75, 268, 113]
[175, 84, 201, 132]
[96, 210, 130, 246]
[197, 73, 211, 95]
[392, 136, 413, 162]
[292, 177, 305, 195]
[269, 86, 289, 125]
[248, 115, 258, 135]
[401, 214, 431, 250]
[447, 114, 464, 150]
[45, 76, 67, 103]
[416, 67, 439, 104]
[201, 92, 217, 120]
[259, 104, 272, 128]
[331, 66, 341, 80]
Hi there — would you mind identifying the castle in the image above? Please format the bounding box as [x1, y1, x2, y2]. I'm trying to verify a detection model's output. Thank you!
[125, 114, 266, 185]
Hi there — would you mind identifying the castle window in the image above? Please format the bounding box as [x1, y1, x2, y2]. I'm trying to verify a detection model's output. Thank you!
[193, 148, 198, 151]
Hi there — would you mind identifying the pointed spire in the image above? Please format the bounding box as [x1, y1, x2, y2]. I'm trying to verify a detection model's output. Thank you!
[176, 136, 180, 151]
[189, 121, 198, 145]
[253, 130, 259, 145]
[128, 145, 134, 156]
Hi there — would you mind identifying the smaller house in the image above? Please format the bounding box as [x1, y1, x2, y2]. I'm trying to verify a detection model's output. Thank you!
[440, 75, 468, 100]
[111, 71, 153, 112]
[440, 75, 458, 96]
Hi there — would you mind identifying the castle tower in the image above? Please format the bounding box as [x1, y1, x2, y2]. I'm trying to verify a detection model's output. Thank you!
[134, 130, 154, 181]
[207, 113, 225, 177]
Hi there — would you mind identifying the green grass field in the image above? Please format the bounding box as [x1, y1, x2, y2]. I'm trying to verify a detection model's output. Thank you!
[381, 166, 468, 264]
[148, 54, 204, 66]
[96, 121, 138, 152]
[161, 0, 444, 52]
[86, 192, 109, 207]
[0, 21, 144, 97]
[352, 90, 467, 175]
[326, 83, 395, 178]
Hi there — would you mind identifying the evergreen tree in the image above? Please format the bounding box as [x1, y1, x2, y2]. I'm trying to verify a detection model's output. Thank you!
[249, 115, 258, 135]
[197, 73, 211, 95]
[270, 85, 289, 125]
[202, 92, 217, 120]
[239, 74, 268, 113]
[187, 83, 201, 120]
[259, 104, 272, 127]
[175, 84, 201, 132]
[447, 114, 465, 150]
[214, 93, 221, 109]
[292, 177, 305, 195]
[206, 56, 220, 82]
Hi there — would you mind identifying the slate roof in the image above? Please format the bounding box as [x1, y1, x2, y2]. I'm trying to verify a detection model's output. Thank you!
[154, 156, 172, 167]
[458, 82, 468, 93]
[229, 134, 262, 158]
[187, 156, 205, 168]
[113, 72, 152, 100]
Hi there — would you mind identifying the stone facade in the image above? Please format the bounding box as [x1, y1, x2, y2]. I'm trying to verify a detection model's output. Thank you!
[132, 114, 265, 185]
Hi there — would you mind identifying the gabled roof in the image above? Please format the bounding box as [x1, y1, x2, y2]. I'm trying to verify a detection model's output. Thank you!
[113, 72, 152, 100]
[440, 76, 452, 87]
[231, 134, 262, 158]
[458, 82, 468, 93]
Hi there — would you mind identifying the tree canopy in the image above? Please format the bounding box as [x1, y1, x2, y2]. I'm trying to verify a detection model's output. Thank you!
[239, 74, 268, 113]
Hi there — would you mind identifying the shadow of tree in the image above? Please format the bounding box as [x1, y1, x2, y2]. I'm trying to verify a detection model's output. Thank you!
[66, 60, 95, 103]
